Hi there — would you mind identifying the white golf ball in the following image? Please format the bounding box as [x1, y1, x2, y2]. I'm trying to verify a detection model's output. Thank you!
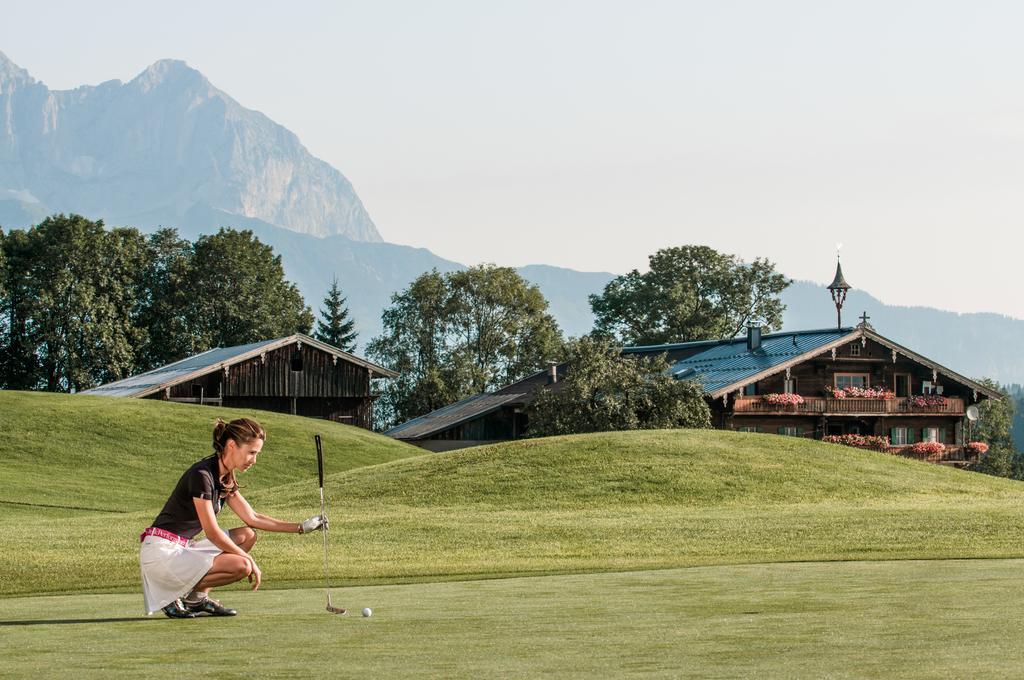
[362, 607, 372, 617]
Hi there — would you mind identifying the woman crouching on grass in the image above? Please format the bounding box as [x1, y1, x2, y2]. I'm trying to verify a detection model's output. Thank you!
[139, 417, 326, 618]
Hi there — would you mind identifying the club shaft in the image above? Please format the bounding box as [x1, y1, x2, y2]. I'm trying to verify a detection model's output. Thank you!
[319, 485, 332, 606]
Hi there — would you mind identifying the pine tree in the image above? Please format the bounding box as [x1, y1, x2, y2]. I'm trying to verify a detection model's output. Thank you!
[316, 277, 357, 352]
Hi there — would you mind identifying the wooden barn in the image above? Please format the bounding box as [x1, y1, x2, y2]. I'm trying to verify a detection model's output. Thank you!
[81, 334, 398, 428]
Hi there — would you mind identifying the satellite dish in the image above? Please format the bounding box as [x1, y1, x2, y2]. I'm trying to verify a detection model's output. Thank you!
[966, 405, 980, 422]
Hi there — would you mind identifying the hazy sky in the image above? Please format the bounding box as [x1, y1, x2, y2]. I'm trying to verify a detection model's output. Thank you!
[3, 1, 1023, 317]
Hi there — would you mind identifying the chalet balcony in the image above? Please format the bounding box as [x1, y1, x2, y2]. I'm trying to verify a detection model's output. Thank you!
[732, 396, 966, 416]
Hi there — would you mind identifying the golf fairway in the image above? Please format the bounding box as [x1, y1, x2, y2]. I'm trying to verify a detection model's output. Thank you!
[4, 559, 1024, 679]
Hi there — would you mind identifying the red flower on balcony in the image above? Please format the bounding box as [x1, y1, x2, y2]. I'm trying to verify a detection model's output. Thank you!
[907, 395, 947, 410]
[907, 441, 945, 456]
[762, 393, 805, 407]
[822, 434, 890, 451]
[965, 441, 989, 455]
[825, 386, 895, 399]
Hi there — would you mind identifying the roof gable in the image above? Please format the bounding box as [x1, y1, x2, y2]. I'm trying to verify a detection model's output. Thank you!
[631, 326, 1002, 400]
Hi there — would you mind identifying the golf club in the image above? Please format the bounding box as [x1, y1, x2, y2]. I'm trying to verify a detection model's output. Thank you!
[315, 434, 346, 615]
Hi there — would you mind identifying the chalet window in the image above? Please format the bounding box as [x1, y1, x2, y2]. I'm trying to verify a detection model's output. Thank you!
[890, 427, 915, 446]
[778, 426, 801, 437]
[922, 381, 934, 395]
[743, 383, 757, 396]
[290, 352, 304, 372]
[835, 373, 869, 390]
[922, 427, 946, 444]
[849, 343, 861, 357]
[894, 374, 910, 398]
[737, 426, 760, 433]
[784, 378, 798, 394]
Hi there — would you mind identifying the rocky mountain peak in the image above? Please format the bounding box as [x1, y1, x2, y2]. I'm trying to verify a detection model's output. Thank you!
[0, 55, 381, 242]
[0, 51, 34, 88]
[130, 58, 209, 93]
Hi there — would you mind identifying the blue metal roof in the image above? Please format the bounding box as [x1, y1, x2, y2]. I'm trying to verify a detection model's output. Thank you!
[629, 328, 855, 395]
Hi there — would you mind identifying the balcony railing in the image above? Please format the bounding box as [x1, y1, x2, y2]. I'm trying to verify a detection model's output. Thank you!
[733, 396, 965, 416]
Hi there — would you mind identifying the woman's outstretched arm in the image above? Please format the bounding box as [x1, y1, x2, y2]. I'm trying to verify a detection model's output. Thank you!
[225, 492, 307, 533]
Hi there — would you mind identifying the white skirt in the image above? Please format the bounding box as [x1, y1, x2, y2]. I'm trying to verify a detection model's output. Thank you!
[139, 535, 222, 614]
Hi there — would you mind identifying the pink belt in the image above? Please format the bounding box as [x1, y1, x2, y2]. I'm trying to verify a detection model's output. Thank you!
[140, 526, 189, 546]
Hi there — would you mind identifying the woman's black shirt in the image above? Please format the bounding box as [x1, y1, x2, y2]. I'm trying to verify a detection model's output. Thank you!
[151, 455, 224, 540]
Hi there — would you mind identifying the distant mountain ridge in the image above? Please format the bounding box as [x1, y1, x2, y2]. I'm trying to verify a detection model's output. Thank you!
[162, 210, 1024, 384]
[0, 52, 379, 241]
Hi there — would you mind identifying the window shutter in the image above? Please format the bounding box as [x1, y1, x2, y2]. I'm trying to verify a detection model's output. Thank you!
[778, 427, 786, 435]
[938, 428, 946, 444]
[890, 427, 897, 443]
[908, 428, 917, 444]
[796, 428, 803, 436]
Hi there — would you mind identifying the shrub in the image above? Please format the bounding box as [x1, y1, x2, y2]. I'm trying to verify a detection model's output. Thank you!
[822, 434, 890, 451]
[525, 336, 712, 437]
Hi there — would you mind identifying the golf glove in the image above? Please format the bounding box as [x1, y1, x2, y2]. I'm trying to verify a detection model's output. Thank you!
[300, 515, 327, 533]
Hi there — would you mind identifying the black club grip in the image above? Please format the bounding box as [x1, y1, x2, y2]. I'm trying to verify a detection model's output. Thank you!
[315, 434, 324, 489]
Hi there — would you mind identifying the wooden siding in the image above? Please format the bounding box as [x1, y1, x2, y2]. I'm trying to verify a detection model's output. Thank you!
[223, 344, 370, 399]
[143, 342, 379, 429]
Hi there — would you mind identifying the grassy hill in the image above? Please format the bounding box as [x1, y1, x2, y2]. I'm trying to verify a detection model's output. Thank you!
[3, 391, 1024, 598]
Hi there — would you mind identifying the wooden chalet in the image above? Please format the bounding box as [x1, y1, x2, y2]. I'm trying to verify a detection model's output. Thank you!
[622, 320, 1000, 465]
[387, 262, 1001, 465]
[81, 334, 398, 429]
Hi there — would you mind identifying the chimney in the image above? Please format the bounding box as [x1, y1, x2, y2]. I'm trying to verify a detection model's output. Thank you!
[746, 325, 762, 351]
[547, 362, 558, 384]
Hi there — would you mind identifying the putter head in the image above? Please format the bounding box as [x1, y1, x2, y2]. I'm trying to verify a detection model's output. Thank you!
[326, 605, 347, 615]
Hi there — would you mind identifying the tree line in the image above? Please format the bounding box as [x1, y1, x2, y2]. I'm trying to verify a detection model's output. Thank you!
[0, 214, 351, 392]
[2, 214, 791, 437]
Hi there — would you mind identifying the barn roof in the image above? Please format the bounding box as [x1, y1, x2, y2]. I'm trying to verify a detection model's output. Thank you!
[384, 392, 527, 439]
[81, 333, 398, 398]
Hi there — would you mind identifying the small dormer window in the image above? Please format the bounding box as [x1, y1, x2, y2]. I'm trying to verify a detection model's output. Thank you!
[849, 343, 861, 357]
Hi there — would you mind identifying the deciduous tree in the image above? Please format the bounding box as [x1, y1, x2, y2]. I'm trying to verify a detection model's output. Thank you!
[367, 265, 563, 429]
[525, 335, 711, 437]
[0, 215, 147, 391]
[178, 228, 314, 353]
[589, 245, 790, 345]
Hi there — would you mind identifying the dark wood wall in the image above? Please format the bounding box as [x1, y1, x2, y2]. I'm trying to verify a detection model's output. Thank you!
[146, 342, 379, 428]
[223, 344, 370, 398]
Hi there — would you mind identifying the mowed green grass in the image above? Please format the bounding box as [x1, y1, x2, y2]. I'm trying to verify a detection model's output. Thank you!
[4, 560, 1024, 679]
[4, 391, 1024, 598]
